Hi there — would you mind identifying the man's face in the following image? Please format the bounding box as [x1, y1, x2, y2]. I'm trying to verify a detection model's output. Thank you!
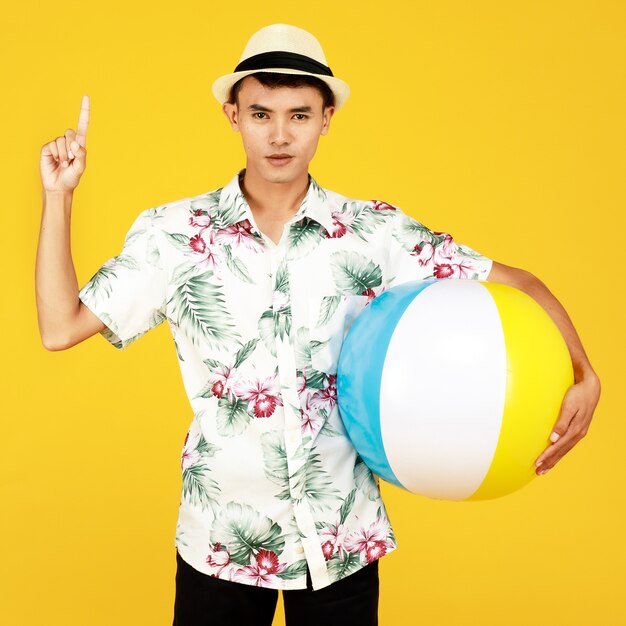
[222, 76, 334, 185]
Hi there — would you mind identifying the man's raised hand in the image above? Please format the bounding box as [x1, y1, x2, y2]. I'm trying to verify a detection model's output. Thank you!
[40, 95, 90, 193]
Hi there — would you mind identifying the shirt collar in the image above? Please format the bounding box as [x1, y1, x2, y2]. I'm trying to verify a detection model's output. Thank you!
[217, 169, 335, 235]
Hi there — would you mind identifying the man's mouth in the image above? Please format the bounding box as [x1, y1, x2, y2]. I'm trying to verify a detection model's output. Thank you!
[267, 154, 294, 166]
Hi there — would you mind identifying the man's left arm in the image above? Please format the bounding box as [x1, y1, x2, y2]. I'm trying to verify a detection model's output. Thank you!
[486, 261, 601, 475]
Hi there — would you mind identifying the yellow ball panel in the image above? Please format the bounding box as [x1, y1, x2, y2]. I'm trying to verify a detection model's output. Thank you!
[468, 282, 574, 500]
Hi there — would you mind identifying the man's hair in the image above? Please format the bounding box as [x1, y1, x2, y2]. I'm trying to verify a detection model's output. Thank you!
[228, 72, 335, 109]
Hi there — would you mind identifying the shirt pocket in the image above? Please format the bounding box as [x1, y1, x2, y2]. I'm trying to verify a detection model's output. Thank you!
[308, 294, 371, 374]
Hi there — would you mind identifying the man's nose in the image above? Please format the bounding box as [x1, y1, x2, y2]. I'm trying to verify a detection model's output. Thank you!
[269, 119, 290, 146]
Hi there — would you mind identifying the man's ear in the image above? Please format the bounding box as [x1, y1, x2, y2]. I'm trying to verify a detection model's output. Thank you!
[320, 106, 335, 136]
[222, 101, 239, 132]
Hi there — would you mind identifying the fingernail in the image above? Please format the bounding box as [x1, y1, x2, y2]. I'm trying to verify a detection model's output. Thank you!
[550, 432, 560, 443]
[62, 160, 68, 167]
[539, 468, 549, 475]
[535, 460, 543, 467]
[68, 150, 75, 159]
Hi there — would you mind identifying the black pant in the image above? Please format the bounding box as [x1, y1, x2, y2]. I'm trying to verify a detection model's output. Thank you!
[173, 550, 379, 626]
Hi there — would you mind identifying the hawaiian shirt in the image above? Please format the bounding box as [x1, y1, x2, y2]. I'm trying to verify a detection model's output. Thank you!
[78, 169, 493, 590]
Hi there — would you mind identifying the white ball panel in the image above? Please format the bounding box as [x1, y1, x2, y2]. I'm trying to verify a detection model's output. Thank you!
[379, 280, 507, 500]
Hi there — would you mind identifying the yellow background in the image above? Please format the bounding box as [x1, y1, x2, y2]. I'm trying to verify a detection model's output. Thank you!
[2, 1, 624, 624]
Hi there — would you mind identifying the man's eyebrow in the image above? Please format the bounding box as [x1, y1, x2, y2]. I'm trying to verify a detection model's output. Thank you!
[248, 104, 273, 112]
[247, 104, 314, 113]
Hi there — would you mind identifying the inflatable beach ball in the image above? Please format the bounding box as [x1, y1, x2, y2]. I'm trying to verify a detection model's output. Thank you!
[336, 279, 574, 501]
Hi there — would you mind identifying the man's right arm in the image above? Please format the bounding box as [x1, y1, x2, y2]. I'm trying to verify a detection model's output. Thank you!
[36, 94, 104, 351]
[36, 189, 105, 351]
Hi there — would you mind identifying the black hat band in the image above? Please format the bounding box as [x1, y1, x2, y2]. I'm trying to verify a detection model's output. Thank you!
[234, 51, 334, 77]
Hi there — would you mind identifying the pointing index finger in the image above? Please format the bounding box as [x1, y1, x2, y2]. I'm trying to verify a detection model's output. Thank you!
[76, 95, 90, 147]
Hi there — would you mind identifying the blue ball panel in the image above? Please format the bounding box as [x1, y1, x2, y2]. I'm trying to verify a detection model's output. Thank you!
[337, 279, 437, 487]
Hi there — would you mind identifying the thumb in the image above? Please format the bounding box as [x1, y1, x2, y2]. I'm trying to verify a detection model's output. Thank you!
[70, 140, 87, 172]
[549, 385, 579, 443]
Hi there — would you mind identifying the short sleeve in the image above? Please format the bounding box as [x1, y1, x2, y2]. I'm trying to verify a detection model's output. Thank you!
[78, 210, 168, 349]
[385, 206, 493, 288]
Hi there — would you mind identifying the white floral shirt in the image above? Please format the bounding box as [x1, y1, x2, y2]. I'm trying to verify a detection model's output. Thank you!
[78, 169, 493, 590]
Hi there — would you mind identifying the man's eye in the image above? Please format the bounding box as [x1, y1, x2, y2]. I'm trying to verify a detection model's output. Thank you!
[253, 112, 267, 119]
[293, 114, 308, 120]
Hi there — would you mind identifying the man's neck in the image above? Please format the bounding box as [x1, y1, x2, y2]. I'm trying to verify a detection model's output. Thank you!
[239, 166, 310, 220]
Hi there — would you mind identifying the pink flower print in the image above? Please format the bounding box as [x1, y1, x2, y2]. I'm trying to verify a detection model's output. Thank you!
[364, 541, 389, 563]
[344, 518, 394, 564]
[237, 374, 283, 419]
[326, 220, 347, 239]
[232, 551, 285, 587]
[300, 403, 325, 437]
[371, 200, 396, 211]
[433, 263, 454, 278]
[297, 372, 307, 395]
[211, 380, 225, 399]
[325, 207, 355, 239]
[318, 522, 347, 560]
[210, 364, 239, 401]
[206, 542, 231, 576]
[256, 549, 280, 575]
[213, 219, 264, 253]
[189, 233, 207, 254]
[181, 430, 201, 471]
[254, 394, 277, 418]
[188, 208, 211, 229]
[309, 374, 337, 412]
[438, 233, 456, 259]
[450, 260, 473, 279]
[412, 241, 436, 267]
[272, 290, 290, 311]
[322, 541, 335, 561]
[186, 229, 224, 273]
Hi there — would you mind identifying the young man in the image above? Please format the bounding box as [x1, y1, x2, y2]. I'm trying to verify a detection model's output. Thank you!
[36, 23, 600, 626]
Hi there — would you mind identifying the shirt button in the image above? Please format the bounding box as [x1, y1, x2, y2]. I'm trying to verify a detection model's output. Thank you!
[295, 546, 304, 554]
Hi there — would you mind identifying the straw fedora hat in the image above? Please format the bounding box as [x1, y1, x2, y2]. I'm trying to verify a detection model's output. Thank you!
[211, 24, 350, 111]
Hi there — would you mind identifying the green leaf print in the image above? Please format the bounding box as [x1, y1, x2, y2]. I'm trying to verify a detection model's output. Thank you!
[164, 232, 194, 254]
[330, 251, 382, 295]
[347, 202, 388, 241]
[182, 464, 220, 513]
[171, 262, 199, 285]
[339, 489, 356, 525]
[274, 262, 290, 293]
[145, 232, 162, 268]
[224, 244, 254, 283]
[196, 434, 220, 457]
[354, 456, 380, 501]
[291, 449, 341, 512]
[304, 369, 327, 390]
[261, 431, 288, 487]
[276, 559, 308, 580]
[258, 309, 277, 357]
[202, 357, 224, 370]
[393, 213, 437, 251]
[327, 552, 361, 582]
[316, 295, 342, 327]
[233, 338, 259, 368]
[80, 264, 118, 301]
[211, 192, 247, 229]
[216, 396, 251, 437]
[113, 253, 140, 270]
[286, 218, 324, 260]
[210, 502, 285, 566]
[173, 338, 184, 362]
[258, 307, 292, 354]
[169, 271, 241, 349]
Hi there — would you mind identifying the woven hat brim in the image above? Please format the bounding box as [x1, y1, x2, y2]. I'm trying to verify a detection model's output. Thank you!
[211, 68, 350, 111]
